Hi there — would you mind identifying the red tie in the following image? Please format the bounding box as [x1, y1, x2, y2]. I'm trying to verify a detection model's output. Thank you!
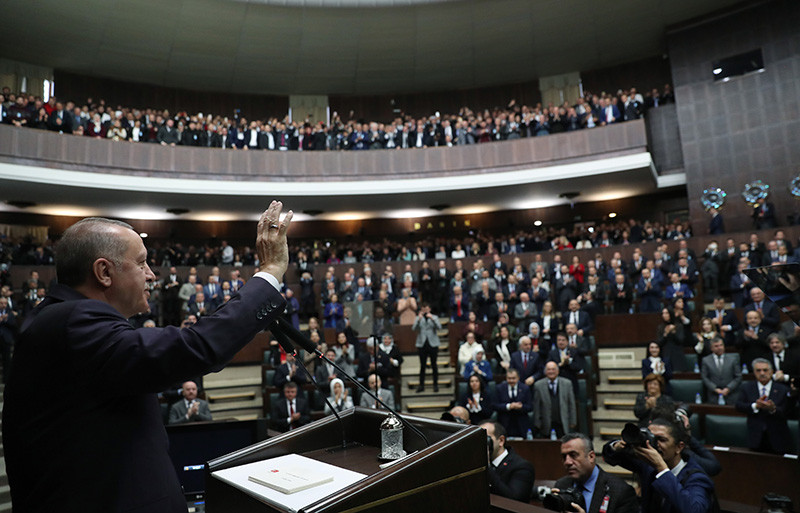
[457, 298, 462, 317]
[523, 354, 528, 370]
[289, 400, 295, 429]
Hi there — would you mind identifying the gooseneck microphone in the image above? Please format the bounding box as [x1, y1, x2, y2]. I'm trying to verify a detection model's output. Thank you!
[273, 316, 430, 448]
[270, 322, 350, 449]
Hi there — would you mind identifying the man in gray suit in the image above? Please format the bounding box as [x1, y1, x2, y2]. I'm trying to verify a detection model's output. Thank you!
[359, 374, 395, 410]
[701, 336, 742, 404]
[168, 381, 213, 424]
[533, 361, 576, 438]
[413, 302, 442, 393]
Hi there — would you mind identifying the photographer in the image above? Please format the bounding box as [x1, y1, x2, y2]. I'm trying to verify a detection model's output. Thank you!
[602, 418, 717, 513]
[480, 421, 535, 503]
[546, 433, 636, 513]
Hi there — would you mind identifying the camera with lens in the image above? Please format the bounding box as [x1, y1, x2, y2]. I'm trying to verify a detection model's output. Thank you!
[621, 422, 656, 449]
[542, 486, 584, 512]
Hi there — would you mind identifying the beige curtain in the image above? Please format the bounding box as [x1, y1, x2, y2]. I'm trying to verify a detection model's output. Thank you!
[0, 58, 53, 95]
[0, 224, 50, 244]
[289, 95, 329, 126]
[539, 72, 581, 108]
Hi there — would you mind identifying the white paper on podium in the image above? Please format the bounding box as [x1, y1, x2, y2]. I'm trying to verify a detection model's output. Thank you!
[211, 453, 368, 513]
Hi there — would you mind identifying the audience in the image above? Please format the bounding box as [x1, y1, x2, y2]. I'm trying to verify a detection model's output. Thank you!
[2, 85, 658, 155]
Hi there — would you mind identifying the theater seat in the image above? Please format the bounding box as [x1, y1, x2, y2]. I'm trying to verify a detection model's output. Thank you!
[670, 379, 702, 404]
[704, 414, 748, 448]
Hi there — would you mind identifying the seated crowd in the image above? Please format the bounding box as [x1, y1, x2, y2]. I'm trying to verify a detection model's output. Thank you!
[0, 83, 672, 151]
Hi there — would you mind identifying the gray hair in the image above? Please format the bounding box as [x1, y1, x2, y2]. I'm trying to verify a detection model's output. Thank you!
[56, 217, 134, 287]
[751, 357, 773, 371]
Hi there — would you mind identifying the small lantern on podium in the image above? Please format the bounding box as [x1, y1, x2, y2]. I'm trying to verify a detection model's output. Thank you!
[379, 414, 407, 460]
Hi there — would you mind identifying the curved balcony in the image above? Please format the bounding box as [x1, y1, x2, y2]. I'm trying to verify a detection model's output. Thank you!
[0, 120, 679, 221]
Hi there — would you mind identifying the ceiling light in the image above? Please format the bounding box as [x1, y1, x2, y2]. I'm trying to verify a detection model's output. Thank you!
[139, 232, 148, 238]
[608, 212, 617, 218]
[533, 220, 543, 227]
[713, 68, 722, 75]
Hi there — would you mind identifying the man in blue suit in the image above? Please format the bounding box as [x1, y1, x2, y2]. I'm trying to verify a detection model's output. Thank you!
[636, 268, 663, 313]
[3, 201, 293, 513]
[664, 273, 693, 301]
[603, 417, 717, 513]
[493, 368, 532, 438]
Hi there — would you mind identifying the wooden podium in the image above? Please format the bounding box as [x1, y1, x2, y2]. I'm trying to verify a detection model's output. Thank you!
[205, 407, 489, 513]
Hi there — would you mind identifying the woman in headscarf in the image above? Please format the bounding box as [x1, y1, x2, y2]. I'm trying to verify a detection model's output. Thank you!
[324, 378, 353, 415]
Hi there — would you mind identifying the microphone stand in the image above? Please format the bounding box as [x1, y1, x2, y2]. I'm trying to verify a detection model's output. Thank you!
[274, 317, 430, 448]
[271, 325, 352, 450]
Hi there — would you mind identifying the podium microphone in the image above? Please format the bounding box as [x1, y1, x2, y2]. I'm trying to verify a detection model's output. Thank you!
[270, 322, 351, 449]
[273, 317, 430, 447]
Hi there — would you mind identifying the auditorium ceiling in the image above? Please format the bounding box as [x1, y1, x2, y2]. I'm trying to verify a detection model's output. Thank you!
[1, 0, 745, 95]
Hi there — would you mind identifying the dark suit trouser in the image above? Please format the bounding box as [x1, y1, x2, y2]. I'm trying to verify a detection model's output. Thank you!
[0, 330, 12, 383]
[418, 341, 438, 386]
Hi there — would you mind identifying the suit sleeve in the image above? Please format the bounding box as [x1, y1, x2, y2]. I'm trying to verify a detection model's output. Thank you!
[650, 469, 713, 513]
[168, 403, 186, 424]
[65, 279, 285, 394]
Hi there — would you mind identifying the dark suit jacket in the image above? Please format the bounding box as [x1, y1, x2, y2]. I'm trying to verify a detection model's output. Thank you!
[270, 395, 311, 432]
[708, 213, 725, 235]
[563, 310, 593, 335]
[602, 444, 716, 513]
[488, 447, 535, 502]
[703, 309, 741, 346]
[735, 380, 792, 453]
[744, 301, 780, 331]
[553, 467, 638, 513]
[3, 279, 285, 513]
[494, 382, 532, 438]
[509, 350, 544, 383]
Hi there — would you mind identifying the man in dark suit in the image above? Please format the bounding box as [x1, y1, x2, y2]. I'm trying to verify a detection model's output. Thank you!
[564, 299, 593, 336]
[768, 333, 800, 385]
[168, 380, 212, 424]
[547, 333, 585, 394]
[735, 358, 792, 454]
[730, 261, 754, 308]
[493, 368, 532, 438]
[3, 201, 292, 513]
[610, 273, 632, 313]
[704, 296, 741, 346]
[700, 337, 742, 404]
[510, 336, 544, 388]
[481, 421, 535, 503]
[271, 381, 311, 432]
[752, 197, 777, 229]
[273, 353, 311, 388]
[552, 433, 637, 513]
[603, 418, 717, 513]
[744, 287, 780, 331]
[708, 207, 725, 235]
[738, 310, 771, 371]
